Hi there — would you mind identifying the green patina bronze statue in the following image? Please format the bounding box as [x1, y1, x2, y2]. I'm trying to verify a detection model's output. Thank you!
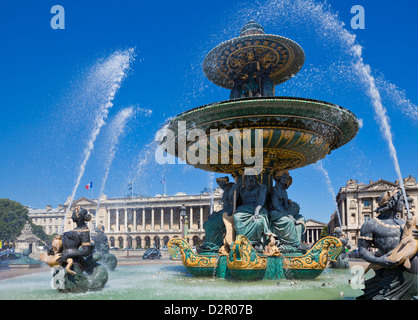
[269, 171, 307, 253]
[231, 173, 270, 250]
[201, 177, 234, 249]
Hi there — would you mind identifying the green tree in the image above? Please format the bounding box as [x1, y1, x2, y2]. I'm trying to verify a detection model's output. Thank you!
[319, 226, 328, 239]
[0, 199, 50, 246]
[0, 199, 29, 243]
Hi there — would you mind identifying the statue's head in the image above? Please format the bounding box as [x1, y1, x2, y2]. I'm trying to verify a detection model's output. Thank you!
[274, 170, 292, 189]
[216, 176, 229, 188]
[376, 188, 404, 214]
[72, 206, 92, 223]
[334, 227, 342, 236]
[243, 173, 259, 188]
[95, 224, 105, 233]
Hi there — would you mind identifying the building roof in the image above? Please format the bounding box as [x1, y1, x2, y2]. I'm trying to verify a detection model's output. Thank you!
[306, 219, 326, 227]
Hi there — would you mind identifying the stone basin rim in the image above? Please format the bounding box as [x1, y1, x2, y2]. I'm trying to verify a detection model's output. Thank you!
[167, 96, 358, 122]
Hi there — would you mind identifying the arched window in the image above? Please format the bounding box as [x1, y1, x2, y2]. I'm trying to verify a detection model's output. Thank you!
[145, 236, 151, 248]
[154, 236, 161, 248]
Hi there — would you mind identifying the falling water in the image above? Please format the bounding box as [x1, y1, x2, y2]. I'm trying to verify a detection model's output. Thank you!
[95, 107, 136, 215]
[351, 55, 411, 217]
[315, 161, 342, 227]
[59, 48, 135, 234]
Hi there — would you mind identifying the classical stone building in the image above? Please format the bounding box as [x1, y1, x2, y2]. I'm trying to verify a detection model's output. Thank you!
[305, 219, 326, 246]
[28, 187, 330, 249]
[329, 175, 418, 249]
[29, 191, 223, 249]
[28, 205, 66, 235]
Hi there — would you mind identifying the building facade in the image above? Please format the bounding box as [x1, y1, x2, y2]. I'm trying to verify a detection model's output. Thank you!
[305, 219, 326, 246]
[330, 175, 418, 249]
[29, 191, 223, 248]
[28, 189, 328, 249]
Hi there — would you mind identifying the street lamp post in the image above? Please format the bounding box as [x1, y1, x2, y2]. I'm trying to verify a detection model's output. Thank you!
[126, 229, 131, 258]
[180, 204, 188, 241]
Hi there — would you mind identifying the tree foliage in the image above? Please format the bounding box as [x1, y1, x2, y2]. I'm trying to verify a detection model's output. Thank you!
[0, 199, 50, 246]
[319, 225, 328, 239]
[0, 199, 29, 242]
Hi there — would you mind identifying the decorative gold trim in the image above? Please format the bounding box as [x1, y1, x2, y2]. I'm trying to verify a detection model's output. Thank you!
[283, 237, 343, 270]
[227, 235, 267, 270]
[167, 238, 217, 268]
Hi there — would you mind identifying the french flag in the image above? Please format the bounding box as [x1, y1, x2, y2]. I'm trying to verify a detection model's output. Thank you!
[161, 178, 166, 184]
[85, 181, 93, 190]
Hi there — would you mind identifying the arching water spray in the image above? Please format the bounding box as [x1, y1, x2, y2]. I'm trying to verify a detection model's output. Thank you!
[59, 48, 135, 234]
[347, 37, 411, 218]
[127, 140, 161, 197]
[94, 107, 136, 216]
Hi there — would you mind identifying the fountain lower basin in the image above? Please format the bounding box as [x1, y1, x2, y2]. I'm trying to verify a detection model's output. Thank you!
[168, 236, 343, 281]
[0, 264, 366, 300]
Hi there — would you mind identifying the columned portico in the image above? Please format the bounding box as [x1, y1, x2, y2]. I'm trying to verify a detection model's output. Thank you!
[61, 192, 223, 248]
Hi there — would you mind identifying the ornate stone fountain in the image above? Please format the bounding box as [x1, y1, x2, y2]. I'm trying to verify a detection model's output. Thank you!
[163, 21, 359, 280]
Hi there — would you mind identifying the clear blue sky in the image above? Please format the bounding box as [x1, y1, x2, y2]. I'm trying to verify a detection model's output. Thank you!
[0, 0, 417, 224]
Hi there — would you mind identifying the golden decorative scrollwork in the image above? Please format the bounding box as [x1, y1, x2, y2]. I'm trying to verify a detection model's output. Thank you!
[283, 236, 343, 269]
[167, 238, 217, 268]
[227, 235, 267, 270]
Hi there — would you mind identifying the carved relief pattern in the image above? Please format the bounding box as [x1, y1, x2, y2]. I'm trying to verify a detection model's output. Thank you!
[227, 235, 267, 270]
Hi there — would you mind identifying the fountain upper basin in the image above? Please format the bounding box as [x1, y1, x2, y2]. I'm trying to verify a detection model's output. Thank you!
[164, 96, 359, 174]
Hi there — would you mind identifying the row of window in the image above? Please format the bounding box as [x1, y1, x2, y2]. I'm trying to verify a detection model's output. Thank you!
[32, 217, 62, 224]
